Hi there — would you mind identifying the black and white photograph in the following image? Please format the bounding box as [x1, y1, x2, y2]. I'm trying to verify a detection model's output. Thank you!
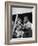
[11, 7, 32, 38]
[5, 2, 37, 44]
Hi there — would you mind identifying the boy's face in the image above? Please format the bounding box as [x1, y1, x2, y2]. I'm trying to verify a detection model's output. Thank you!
[18, 18, 21, 22]
[24, 16, 28, 23]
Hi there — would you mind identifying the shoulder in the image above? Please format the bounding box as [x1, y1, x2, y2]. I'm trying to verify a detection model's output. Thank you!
[27, 21, 32, 24]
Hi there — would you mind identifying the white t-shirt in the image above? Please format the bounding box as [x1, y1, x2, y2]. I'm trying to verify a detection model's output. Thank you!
[24, 21, 32, 30]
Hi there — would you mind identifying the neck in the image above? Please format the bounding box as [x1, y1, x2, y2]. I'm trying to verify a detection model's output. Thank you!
[24, 21, 28, 24]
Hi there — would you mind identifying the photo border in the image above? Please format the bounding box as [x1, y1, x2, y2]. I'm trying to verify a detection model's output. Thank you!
[5, 1, 37, 45]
